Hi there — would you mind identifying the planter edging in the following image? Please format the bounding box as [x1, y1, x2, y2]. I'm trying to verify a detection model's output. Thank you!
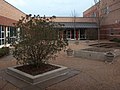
[6, 64, 69, 84]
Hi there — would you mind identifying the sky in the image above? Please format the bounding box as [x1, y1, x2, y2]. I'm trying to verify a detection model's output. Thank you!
[5, 0, 95, 17]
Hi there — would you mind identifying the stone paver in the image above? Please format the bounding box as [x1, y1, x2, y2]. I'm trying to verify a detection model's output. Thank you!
[0, 41, 120, 90]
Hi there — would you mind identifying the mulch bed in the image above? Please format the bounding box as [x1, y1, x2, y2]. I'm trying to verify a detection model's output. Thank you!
[89, 43, 120, 48]
[15, 64, 60, 76]
[82, 48, 113, 52]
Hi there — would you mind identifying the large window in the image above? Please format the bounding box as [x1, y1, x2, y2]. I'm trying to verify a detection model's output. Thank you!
[10, 27, 16, 37]
[0, 25, 1, 38]
[1, 26, 5, 39]
[2, 39, 4, 44]
[2, 33, 4, 38]
[0, 39, 1, 45]
[0, 25, 2, 45]
[0, 26, 5, 45]
[2, 26, 4, 31]
[9, 26, 17, 43]
[0, 26, 17, 46]
[67, 30, 71, 39]
[109, 28, 120, 36]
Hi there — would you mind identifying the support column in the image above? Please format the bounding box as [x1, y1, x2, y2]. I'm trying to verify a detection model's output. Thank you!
[76, 30, 78, 40]
[70, 30, 72, 40]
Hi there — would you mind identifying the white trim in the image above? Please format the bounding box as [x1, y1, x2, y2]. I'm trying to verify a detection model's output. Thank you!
[0, 44, 10, 48]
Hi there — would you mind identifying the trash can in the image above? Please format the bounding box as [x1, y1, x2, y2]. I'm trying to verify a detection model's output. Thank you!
[66, 48, 73, 56]
[105, 52, 114, 62]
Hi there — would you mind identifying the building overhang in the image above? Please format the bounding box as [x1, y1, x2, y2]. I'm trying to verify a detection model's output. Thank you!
[57, 22, 98, 29]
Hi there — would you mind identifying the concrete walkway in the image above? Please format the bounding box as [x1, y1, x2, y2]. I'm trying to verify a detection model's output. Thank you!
[1, 41, 120, 90]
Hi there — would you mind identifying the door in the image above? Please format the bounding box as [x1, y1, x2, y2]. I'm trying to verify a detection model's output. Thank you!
[80, 29, 86, 40]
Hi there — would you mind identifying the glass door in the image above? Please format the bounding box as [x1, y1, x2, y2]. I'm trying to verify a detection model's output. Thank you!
[80, 29, 86, 40]
[71, 30, 75, 40]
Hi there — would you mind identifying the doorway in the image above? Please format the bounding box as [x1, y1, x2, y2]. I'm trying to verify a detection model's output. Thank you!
[80, 29, 86, 40]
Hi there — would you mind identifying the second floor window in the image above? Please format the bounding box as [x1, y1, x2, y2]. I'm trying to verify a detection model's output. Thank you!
[102, 6, 109, 15]
[91, 12, 97, 17]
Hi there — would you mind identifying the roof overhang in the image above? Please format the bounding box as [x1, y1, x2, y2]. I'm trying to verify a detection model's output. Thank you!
[57, 22, 98, 29]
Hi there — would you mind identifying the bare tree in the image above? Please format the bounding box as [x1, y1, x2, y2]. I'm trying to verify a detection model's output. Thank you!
[94, 0, 101, 44]
[72, 10, 76, 34]
[71, 10, 78, 41]
[94, 0, 106, 44]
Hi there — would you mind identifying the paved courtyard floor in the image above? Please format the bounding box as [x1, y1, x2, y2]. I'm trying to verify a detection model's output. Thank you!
[1, 40, 120, 90]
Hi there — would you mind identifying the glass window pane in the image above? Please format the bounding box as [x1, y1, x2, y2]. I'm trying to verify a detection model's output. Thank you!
[8, 27, 10, 31]
[10, 27, 16, 37]
[0, 39, 1, 45]
[2, 39, 4, 44]
[2, 33, 4, 38]
[2, 26, 4, 31]
[67, 30, 70, 38]
[0, 26, 1, 38]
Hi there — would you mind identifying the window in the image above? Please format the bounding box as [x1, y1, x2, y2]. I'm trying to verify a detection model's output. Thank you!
[2, 39, 4, 44]
[0, 39, 1, 45]
[110, 28, 114, 35]
[109, 29, 120, 35]
[8, 27, 10, 32]
[10, 27, 17, 37]
[0, 26, 1, 38]
[2, 26, 4, 31]
[102, 6, 109, 14]
[67, 30, 71, 38]
[2, 33, 4, 38]
[91, 12, 96, 17]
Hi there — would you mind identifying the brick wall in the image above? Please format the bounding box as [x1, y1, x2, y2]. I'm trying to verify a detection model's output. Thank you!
[83, 4, 98, 17]
[0, 15, 17, 26]
[83, 0, 120, 40]
[53, 17, 96, 23]
[84, 0, 120, 25]
[101, 0, 120, 25]
[100, 23, 120, 40]
[0, 0, 26, 21]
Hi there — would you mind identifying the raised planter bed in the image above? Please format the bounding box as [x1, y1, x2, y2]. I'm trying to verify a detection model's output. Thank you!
[7, 64, 68, 84]
[5, 64, 79, 90]
[89, 43, 120, 48]
[74, 49, 106, 61]
[74, 48, 120, 61]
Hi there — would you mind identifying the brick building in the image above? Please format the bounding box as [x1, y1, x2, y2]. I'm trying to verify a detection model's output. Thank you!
[83, 0, 120, 40]
[0, 0, 98, 48]
[0, 0, 26, 47]
[53, 17, 98, 40]
[1, 0, 120, 47]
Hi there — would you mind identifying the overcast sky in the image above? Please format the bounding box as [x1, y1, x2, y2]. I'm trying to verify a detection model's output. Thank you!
[5, 0, 95, 17]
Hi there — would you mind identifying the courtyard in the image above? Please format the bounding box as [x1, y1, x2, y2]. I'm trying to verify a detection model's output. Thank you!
[1, 40, 120, 90]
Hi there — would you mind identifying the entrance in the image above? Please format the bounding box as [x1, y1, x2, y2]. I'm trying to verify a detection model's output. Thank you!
[80, 29, 86, 40]
[71, 30, 75, 40]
